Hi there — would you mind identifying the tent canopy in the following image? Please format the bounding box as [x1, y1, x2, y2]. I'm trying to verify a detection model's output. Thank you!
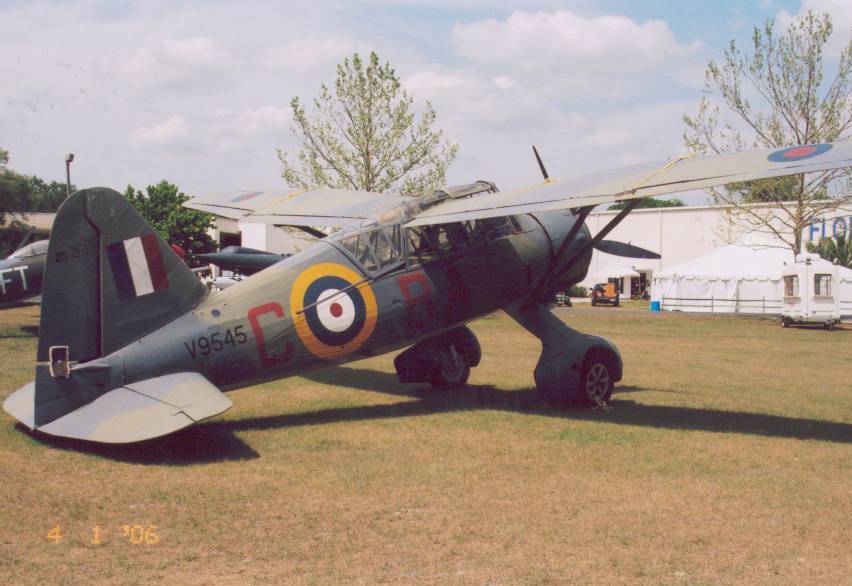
[651, 234, 794, 313]
[654, 235, 792, 281]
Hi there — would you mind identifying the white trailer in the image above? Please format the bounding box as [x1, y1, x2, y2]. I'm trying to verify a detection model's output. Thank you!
[781, 253, 852, 329]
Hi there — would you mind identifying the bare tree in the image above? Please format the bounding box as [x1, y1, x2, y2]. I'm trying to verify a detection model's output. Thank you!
[684, 11, 852, 253]
[278, 52, 458, 196]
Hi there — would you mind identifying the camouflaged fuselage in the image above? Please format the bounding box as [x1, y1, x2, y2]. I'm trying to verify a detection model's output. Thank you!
[112, 210, 591, 392]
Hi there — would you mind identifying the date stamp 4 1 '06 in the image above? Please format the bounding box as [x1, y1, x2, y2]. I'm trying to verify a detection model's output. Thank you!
[47, 524, 160, 546]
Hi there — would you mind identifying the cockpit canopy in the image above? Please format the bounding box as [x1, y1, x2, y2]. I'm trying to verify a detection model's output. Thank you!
[329, 180, 523, 274]
[9, 239, 49, 259]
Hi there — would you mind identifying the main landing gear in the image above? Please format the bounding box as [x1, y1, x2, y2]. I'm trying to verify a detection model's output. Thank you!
[394, 326, 481, 389]
[506, 302, 622, 406]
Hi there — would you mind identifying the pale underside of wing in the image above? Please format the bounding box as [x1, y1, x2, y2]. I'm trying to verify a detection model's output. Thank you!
[185, 187, 398, 228]
[404, 142, 852, 227]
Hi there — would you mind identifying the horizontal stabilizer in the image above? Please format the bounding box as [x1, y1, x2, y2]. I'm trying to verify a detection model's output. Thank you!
[3, 372, 232, 444]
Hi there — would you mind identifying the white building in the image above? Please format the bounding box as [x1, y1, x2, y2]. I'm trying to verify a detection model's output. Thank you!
[580, 203, 852, 298]
[208, 217, 313, 255]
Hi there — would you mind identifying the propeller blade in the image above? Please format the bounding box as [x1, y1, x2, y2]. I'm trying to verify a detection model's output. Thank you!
[532, 145, 549, 181]
[595, 240, 661, 259]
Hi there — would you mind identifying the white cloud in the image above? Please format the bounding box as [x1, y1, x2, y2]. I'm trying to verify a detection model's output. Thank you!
[259, 39, 360, 75]
[236, 105, 291, 136]
[120, 37, 239, 92]
[493, 76, 517, 90]
[404, 70, 468, 94]
[453, 10, 702, 74]
[0, 1, 713, 196]
[131, 115, 190, 146]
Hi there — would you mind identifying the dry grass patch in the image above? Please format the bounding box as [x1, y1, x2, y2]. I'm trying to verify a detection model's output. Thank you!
[1, 304, 850, 585]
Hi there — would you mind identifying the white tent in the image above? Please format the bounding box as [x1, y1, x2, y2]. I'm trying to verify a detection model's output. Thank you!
[651, 235, 792, 313]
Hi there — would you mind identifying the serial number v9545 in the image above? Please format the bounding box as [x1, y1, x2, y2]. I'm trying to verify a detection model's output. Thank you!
[184, 325, 248, 358]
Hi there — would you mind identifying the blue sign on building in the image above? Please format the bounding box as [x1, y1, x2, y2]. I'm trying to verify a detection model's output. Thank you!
[807, 215, 850, 242]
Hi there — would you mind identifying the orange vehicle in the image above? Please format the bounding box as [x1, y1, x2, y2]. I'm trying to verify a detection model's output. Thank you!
[590, 282, 620, 307]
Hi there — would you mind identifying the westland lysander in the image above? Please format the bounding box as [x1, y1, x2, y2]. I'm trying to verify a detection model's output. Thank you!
[5, 143, 852, 443]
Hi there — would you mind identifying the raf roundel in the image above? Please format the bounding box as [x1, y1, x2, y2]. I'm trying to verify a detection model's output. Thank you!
[231, 191, 262, 203]
[290, 263, 378, 359]
[767, 143, 833, 163]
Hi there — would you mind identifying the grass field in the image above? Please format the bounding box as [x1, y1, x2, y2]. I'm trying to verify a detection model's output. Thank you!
[1, 304, 851, 585]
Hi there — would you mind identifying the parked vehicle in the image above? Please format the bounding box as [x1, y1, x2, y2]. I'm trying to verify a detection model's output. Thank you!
[780, 253, 852, 329]
[555, 291, 572, 307]
[591, 282, 620, 307]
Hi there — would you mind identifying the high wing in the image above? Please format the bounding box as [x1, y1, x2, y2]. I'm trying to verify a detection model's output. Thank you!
[404, 142, 852, 227]
[185, 187, 400, 228]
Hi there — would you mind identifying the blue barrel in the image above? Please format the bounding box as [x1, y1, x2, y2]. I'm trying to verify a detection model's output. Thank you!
[649, 300, 661, 312]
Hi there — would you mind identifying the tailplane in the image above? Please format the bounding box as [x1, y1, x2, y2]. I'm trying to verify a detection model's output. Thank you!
[4, 371, 232, 443]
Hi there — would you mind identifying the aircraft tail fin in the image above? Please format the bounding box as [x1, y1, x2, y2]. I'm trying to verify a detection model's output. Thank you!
[36, 187, 207, 363]
[3, 187, 212, 435]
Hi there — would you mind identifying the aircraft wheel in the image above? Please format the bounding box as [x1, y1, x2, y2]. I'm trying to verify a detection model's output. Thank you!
[825, 321, 835, 331]
[578, 351, 614, 407]
[430, 345, 470, 389]
[780, 318, 788, 328]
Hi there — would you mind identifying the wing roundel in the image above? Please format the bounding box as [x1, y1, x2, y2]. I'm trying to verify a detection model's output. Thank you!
[404, 141, 852, 228]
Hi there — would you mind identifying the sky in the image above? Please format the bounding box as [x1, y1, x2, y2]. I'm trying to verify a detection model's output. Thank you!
[2, 0, 851, 201]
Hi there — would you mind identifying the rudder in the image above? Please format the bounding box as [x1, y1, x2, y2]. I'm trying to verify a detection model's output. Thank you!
[37, 187, 207, 362]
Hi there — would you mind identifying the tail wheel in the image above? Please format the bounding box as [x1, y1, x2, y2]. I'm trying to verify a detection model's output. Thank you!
[430, 345, 470, 389]
[578, 352, 614, 407]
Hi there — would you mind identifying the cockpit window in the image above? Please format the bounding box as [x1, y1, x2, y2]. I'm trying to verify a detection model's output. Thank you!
[9, 239, 49, 259]
[374, 225, 401, 267]
[338, 225, 403, 274]
[406, 216, 521, 266]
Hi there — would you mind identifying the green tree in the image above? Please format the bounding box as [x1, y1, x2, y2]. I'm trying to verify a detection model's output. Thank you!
[278, 51, 458, 196]
[0, 149, 70, 256]
[26, 176, 70, 212]
[684, 11, 852, 253]
[124, 181, 217, 266]
[808, 233, 852, 268]
[608, 197, 684, 210]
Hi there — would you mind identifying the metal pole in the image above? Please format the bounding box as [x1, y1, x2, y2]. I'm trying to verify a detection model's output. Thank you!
[64, 153, 74, 198]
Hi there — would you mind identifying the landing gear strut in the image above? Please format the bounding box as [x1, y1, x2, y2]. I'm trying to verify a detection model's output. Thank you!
[506, 302, 622, 405]
[394, 326, 481, 389]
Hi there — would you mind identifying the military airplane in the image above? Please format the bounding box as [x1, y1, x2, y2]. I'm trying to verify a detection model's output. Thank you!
[0, 239, 48, 305]
[195, 245, 290, 276]
[5, 141, 852, 443]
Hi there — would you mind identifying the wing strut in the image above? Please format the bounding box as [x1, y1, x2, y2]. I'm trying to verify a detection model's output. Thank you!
[529, 205, 594, 299]
[529, 199, 642, 303]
